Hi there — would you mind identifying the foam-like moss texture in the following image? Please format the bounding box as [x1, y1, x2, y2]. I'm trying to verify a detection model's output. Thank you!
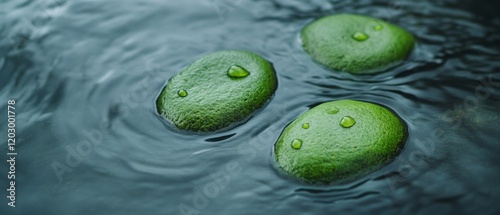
[156, 50, 278, 132]
[274, 100, 407, 184]
[301, 14, 415, 74]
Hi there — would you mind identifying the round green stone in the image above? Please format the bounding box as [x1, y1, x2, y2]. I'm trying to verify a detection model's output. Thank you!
[274, 100, 407, 184]
[301, 14, 415, 74]
[156, 50, 278, 132]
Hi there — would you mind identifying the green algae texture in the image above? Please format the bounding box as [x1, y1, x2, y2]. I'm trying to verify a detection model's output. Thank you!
[301, 14, 415, 74]
[157, 50, 278, 132]
[274, 100, 407, 184]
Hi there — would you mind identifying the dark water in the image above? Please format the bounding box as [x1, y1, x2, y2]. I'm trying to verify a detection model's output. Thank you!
[1, 0, 500, 214]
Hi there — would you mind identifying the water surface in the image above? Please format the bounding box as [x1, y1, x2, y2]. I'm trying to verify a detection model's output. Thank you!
[1, 0, 500, 214]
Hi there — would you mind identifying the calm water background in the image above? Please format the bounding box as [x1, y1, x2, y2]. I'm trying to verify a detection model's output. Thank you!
[1, 0, 500, 214]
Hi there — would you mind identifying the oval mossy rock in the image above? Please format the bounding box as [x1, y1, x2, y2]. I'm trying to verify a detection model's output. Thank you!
[301, 13, 415, 74]
[157, 50, 278, 132]
[274, 100, 407, 184]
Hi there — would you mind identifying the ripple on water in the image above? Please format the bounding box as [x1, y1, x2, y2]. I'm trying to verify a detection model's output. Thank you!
[2, 0, 500, 214]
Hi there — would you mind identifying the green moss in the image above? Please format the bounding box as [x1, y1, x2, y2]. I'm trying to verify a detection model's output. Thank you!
[156, 50, 278, 132]
[301, 14, 415, 74]
[274, 100, 407, 184]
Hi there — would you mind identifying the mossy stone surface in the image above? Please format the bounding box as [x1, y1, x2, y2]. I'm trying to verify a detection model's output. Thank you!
[156, 50, 278, 132]
[301, 13, 415, 74]
[274, 100, 407, 184]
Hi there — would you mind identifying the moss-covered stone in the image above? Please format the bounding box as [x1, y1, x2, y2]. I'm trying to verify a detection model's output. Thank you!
[156, 50, 278, 132]
[301, 14, 415, 74]
[274, 100, 407, 184]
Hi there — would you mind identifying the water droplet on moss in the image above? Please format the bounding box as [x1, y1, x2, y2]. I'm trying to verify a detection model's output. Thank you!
[375, 25, 383, 31]
[178, 90, 188, 97]
[302, 123, 310, 129]
[291, 139, 302, 149]
[327, 107, 339, 114]
[340, 116, 356, 128]
[352, 32, 369, 41]
[227, 65, 250, 78]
